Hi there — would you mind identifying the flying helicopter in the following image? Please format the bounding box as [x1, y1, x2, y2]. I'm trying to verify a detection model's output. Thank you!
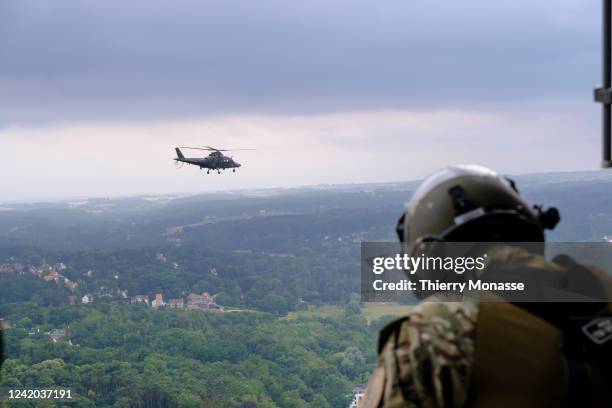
[174, 146, 254, 174]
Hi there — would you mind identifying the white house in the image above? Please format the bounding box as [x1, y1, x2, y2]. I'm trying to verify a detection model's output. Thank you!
[151, 293, 165, 308]
[349, 385, 366, 408]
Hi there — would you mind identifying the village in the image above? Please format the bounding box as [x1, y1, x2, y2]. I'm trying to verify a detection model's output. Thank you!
[129, 291, 223, 311]
[0, 258, 225, 312]
[0, 260, 78, 290]
[0, 258, 225, 347]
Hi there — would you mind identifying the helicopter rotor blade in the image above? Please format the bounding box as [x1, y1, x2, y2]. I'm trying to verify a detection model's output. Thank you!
[178, 146, 215, 151]
[204, 146, 255, 151]
[178, 146, 256, 152]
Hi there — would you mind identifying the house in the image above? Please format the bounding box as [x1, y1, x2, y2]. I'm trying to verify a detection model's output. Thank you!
[186, 292, 223, 311]
[0, 319, 10, 330]
[151, 293, 165, 308]
[43, 271, 61, 282]
[64, 278, 77, 289]
[81, 294, 93, 304]
[131, 295, 149, 304]
[48, 329, 66, 343]
[68, 296, 77, 305]
[187, 292, 213, 304]
[166, 298, 184, 309]
[349, 385, 366, 408]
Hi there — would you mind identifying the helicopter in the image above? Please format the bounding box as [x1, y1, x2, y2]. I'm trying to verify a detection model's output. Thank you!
[174, 146, 254, 174]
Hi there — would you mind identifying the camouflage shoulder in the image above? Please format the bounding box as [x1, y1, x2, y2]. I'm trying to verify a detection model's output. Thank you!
[486, 245, 556, 270]
[552, 254, 612, 304]
[378, 315, 411, 353]
[363, 301, 479, 408]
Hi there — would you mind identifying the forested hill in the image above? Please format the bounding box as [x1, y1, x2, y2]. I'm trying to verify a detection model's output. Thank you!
[2, 170, 612, 254]
[2, 302, 387, 407]
[3, 171, 612, 407]
[2, 171, 612, 313]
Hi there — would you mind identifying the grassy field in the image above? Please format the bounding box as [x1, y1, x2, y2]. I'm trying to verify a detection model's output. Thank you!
[286, 302, 411, 323]
[361, 302, 412, 322]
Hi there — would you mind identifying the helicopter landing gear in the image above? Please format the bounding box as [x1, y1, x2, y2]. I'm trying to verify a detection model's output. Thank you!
[217, 170, 221, 174]
[233, 169, 236, 173]
[207, 170, 210, 174]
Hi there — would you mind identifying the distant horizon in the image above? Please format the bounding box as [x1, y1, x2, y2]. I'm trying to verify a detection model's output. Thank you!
[4, 167, 612, 206]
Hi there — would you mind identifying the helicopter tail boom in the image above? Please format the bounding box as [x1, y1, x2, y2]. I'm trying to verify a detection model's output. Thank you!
[175, 147, 185, 160]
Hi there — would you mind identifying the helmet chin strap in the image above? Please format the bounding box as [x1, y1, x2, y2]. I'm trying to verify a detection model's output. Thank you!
[395, 213, 406, 242]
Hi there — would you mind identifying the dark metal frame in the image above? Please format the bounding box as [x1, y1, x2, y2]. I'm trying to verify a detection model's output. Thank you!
[595, 0, 612, 167]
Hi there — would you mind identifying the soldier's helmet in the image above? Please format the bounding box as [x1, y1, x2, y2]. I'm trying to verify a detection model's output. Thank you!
[397, 165, 560, 244]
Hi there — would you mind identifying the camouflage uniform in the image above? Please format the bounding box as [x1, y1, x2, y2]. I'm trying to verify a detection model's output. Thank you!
[364, 165, 607, 407]
[361, 301, 478, 408]
[361, 245, 612, 408]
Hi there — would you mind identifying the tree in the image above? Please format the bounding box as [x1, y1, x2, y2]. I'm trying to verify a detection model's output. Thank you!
[310, 394, 331, 408]
[344, 300, 361, 317]
[177, 392, 201, 408]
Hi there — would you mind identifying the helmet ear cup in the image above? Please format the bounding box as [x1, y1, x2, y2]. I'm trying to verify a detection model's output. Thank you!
[535, 206, 560, 230]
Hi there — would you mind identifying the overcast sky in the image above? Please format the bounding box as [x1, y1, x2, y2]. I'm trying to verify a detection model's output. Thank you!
[0, 0, 604, 201]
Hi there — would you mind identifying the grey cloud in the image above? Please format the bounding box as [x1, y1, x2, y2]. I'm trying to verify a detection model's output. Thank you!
[0, 0, 600, 124]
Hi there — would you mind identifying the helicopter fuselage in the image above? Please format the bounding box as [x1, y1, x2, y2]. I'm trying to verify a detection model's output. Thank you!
[175, 150, 241, 170]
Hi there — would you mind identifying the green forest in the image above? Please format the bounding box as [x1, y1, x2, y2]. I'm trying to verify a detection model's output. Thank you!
[2, 173, 612, 406]
[1, 301, 390, 407]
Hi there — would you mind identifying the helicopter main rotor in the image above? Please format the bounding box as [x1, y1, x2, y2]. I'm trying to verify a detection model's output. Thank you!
[178, 146, 255, 152]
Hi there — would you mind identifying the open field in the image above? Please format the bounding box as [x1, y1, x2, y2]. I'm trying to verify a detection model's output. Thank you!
[286, 302, 411, 323]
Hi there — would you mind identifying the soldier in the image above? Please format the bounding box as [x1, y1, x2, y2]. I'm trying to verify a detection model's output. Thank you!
[362, 165, 612, 408]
